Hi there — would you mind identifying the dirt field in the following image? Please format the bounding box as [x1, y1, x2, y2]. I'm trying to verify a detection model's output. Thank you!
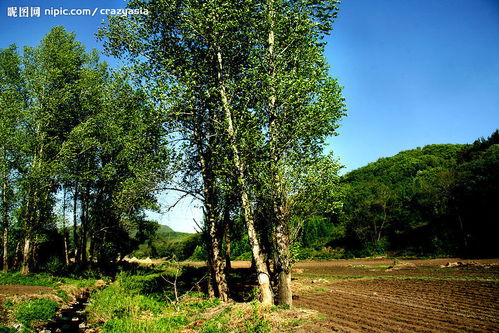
[287, 258, 499, 332]
[33, 257, 496, 332]
[0, 284, 55, 323]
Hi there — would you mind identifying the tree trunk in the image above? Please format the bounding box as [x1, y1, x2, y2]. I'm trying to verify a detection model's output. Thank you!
[274, 221, 292, 306]
[62, 187, 69, 265]
[12, 242, 20, 270]
[2, 180, 8, 272]
[80, 187, 88, 264]
[207, 275, 215, 299]
[89, 230, 95, 263]
[266, 0, 292, 306]
[195, 119, 229, 302]
[20, 236, 31, 275]
[224, 208, 232, 272]
[73, 183, 79, 262]
[20, 189, 36, 275]
[216, 48, 273, 305]
[207, 215, 229, 301]
[2, 224, 7, 273]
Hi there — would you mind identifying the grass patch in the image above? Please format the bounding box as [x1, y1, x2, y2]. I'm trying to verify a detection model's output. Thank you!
[14, 298, 59, 330]
[0, 272, 99, 331]
[0, 272, 99, 289]
[86, 269, 276, 332]
[0, 273, 56, 287]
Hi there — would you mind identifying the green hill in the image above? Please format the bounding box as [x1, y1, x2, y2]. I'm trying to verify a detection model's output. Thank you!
[337, 130, 499, 257]
[131, 224, 202, 260]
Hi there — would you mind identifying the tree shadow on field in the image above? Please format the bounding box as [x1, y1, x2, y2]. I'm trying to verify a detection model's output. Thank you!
[227, 267, 259, 302]
[179, 266, 258, 302]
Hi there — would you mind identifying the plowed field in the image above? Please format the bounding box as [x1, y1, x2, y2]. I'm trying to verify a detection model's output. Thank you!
[290, 259, 499, 332]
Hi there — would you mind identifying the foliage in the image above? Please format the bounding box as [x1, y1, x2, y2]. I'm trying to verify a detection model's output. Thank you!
[0, 27, 171, 273]
[87, 268, 272, 333]
[14, 298, 59, 330]
[97, 0, 346, 305]
[337, 131, 499, 257]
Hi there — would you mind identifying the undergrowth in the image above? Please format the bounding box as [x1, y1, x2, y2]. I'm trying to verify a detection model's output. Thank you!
[15, 298, 59, 331]
[86, 268, 277, 332]
[0, 272, 99, 332]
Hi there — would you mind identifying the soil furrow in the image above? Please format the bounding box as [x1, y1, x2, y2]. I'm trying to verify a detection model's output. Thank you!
[297, 294, 468, 333]
[330, 287, 497, 330]
[325, 291, 484, 332]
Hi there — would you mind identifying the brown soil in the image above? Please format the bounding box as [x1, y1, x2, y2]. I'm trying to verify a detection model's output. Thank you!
[0, 284, 54, 323]
[294, 279, 499, 332]
[294, 258, 499, 280]
[0, 284, 54, 300]
[287, 258, 499, 333]
[137, 258, 499, 332]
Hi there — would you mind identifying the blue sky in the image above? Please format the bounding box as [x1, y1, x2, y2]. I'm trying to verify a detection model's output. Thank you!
[326, 0, 499, 171]
[1, 0, 498, 231]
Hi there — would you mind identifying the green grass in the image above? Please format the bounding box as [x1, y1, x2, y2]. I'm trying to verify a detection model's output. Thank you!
[15, 298, 59, 330]
[0, 272, 99, 289]
[101, 315, 190, 333]
[0, 272, 99, 332]
[0, 272, 56, 287]
[86, 269, 272, 333]
[0, 325, 17, 333]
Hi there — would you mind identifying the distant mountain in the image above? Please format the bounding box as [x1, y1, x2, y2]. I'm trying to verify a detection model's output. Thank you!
[131, 223, 201, 259]
[157, 224, 174, 233]
[156, 224, 192, 241]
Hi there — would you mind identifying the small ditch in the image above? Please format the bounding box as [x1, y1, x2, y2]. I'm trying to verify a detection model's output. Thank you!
[37, 290, 92, 333]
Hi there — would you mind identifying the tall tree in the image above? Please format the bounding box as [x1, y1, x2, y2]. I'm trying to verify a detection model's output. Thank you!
[0, 45, 26, 272]
[100, 0, 345, 305]
[243, 0, 345, 305]
[98, 0, 254, 302]
[18, 27, 89, 273]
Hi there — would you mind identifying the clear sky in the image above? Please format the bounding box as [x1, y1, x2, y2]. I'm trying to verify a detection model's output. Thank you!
[326, 0, 499, 171]
[1, 0, 498, 232]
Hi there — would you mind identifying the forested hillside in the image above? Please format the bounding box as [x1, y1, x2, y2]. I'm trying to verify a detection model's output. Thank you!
[136, 130, 499, 262]
[336, 130, 499, 257]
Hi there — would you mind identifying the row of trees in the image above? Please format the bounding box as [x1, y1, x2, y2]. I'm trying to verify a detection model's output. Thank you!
[98, 0, 345, 305]
[0, 27, 169, 274]
[0, 0, 346, 307]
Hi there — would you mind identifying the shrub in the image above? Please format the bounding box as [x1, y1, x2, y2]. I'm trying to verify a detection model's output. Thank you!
[189, 245, 208, 261]
[41, 257, 65, 275]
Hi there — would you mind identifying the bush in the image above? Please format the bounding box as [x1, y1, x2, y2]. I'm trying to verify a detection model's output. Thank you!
[15, 298, 59, 330]
[40, 257, 65, 275]
[292, 243, 349, 261]
[234, 251, 252, 261]
[189, 245, 208, 261]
